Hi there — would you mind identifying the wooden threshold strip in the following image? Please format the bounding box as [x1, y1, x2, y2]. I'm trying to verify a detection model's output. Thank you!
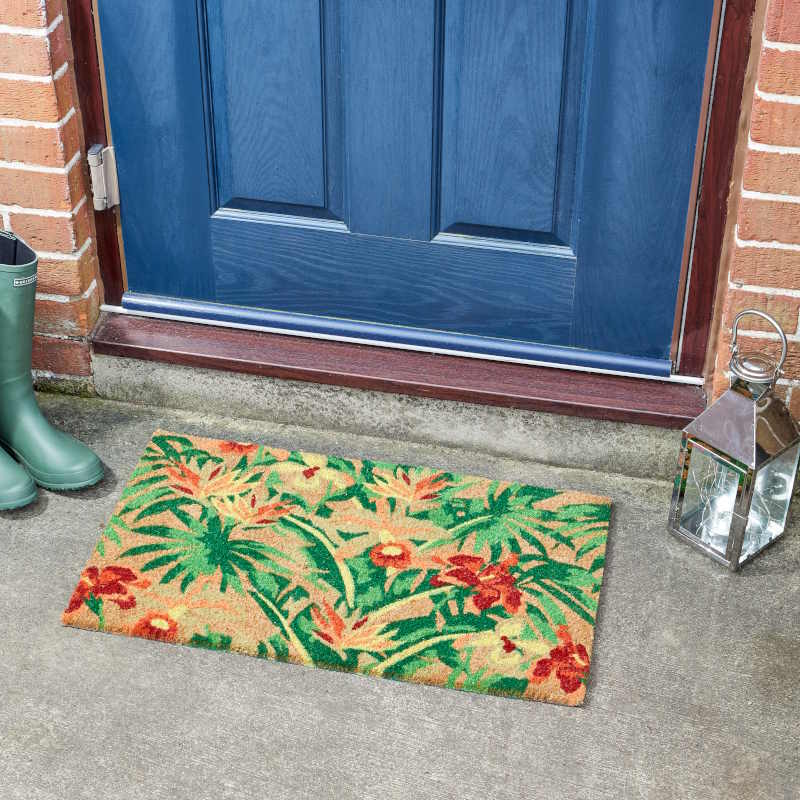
[91, 312, 706, 428]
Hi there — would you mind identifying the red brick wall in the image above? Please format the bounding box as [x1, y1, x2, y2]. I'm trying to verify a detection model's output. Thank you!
[712, 0, 800, 419]
[0, 0, 101, 386]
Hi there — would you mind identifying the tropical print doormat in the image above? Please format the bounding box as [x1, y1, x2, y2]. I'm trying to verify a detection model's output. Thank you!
[63, 432, 611, 705]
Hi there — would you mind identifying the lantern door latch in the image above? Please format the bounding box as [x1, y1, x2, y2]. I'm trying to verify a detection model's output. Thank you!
[87, 144, 119, 211]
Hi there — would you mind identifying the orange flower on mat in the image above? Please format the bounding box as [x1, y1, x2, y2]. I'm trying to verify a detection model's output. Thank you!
[369, 468, 451, 510]
[369, 541, 413, 569]
[131, 611, 179, 642]
[66, 565, 149, 614]
[165, 461, 251, 500]
[310, 601, 399, 657]
[430, 554, 521, 614]
[212, 493, 295, 526]
[219, 441, 259, 456]
[529, 626, 590, 694]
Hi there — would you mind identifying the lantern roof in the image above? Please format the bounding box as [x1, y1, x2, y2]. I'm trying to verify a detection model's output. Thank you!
[684, 384, 800, 469]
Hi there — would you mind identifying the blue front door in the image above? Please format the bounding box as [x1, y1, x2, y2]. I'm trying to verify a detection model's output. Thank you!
[98, 1, 715, 376]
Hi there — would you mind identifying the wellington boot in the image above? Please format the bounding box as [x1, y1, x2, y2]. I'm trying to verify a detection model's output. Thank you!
[0, 232, 103, 490]
[0, 446, 36, 510]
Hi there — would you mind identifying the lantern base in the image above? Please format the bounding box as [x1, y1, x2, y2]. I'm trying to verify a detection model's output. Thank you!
[666, 523, 787, 571]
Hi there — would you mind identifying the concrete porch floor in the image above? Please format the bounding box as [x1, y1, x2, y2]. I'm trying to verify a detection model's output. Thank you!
[1, 390, 798, 800]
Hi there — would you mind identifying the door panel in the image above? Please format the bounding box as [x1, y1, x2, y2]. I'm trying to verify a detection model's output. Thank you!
[206, 0, 328, 210]
[98, 0, 715, 375]
[343, 1, 436, 239]
[572, 3, 717, 355]
[439, 0, 569, 240]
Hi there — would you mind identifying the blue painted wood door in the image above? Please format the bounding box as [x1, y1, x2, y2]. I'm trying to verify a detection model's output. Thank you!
[98, 1, 715, 376]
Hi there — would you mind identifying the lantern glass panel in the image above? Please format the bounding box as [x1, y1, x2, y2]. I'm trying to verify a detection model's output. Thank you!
[679, 445, 742, 555]
[741, 441, 800, 563]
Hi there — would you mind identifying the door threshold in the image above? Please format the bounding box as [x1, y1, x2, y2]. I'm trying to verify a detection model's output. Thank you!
[92, 309, 706, 429]
[109, 295, 702, 384]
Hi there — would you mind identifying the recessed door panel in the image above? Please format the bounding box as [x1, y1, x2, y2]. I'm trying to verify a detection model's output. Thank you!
[439, 0, 570, 243]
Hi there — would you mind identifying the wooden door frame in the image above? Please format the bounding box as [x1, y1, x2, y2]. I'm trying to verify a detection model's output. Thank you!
[68, 0, 758, 425]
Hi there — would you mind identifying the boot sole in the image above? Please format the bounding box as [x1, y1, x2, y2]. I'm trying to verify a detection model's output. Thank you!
[34, 468, 105, 492]
[0, 486, 37, 510]
[0, 441, 104, 491]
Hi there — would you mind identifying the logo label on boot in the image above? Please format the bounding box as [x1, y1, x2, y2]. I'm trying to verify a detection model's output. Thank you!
[13, 274, 36, 287]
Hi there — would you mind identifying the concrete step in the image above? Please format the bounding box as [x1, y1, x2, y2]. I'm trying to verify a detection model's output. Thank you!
[91, 353, 682, 482]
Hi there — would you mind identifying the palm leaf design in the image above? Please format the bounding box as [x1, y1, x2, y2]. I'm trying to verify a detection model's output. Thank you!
[121, 503, 291, 594]
[66, 431, 611, 706]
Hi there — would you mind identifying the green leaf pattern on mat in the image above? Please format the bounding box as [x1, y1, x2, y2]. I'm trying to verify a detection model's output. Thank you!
[63, 432, 611, 706]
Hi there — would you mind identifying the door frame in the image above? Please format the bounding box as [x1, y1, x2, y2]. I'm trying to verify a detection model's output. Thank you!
[68, 0, 759, 419]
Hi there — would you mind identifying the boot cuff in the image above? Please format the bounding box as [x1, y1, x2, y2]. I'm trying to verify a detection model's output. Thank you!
[0, 231, 37, 274]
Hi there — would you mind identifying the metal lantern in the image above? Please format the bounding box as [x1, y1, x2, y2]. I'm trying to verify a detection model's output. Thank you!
[668, 310, 800, 570]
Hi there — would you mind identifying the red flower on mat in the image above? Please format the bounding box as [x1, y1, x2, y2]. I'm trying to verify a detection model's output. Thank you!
[370, 541, 413, 569]
[219, 441, 258, 456]
[131, 611, 179, 642]
[529, 626, 590, 694]
[66, 565, 147, 614]
[430, 554, 521, 614]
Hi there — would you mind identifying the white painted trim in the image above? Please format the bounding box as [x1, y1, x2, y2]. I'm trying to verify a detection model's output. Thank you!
[729, 279, 800, 298]
[755, 86, 800, 105]
[0, 14, 63, 38]
[0, 63, 67, 83]
[736, 329, 800, 342]
[37, 237, 92, 261]
[37, 278, 97, 304]
[1, 211, 10, 230]
[0, 149, 80, 174]
[31, 330, 81, 341]
[762, 36, 800, 53]
[0, 71, 50, 84]
[99, 304, 708, 385]
[0, 195, 87, 219]
[0, 106, 74, 129]
[741, 188, 800, 204]
[52, 61, 68, 81]
[748, 136, 800, 154]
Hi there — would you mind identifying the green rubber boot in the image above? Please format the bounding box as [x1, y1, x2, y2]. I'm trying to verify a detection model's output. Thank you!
[0, 447, 37, 510]
[0, 231, 103, 490]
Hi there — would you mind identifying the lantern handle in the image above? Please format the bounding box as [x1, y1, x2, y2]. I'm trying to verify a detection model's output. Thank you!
[730, 309, 787, 381]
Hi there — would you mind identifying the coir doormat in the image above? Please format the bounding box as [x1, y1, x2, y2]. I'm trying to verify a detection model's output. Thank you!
[63, 432, 611, 706]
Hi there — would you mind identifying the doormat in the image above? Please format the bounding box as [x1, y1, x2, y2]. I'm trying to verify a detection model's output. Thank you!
[63, 431, 611, 706]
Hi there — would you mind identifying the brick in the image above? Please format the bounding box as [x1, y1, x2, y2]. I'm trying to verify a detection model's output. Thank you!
[738, 197, 800, 244]
[32, 333, 91, 376]
[8, 210, 74, 250]
[44, 0, 63, 27]
[789, 387, 800, 420]
[730, 245, 800, 287]
[35, 287, 100, 336]
[0, 33, 49, 74]
[711, 370, 731, 402]
[8, 199, 89, 251]
[758, 47, 800, 95]
[717, 326, 800, 378]
[37, 240, 98, 295]
[721, 290, 800, 334]
[53, 66, 74, 119]
[1, 0, 48, 29]
[0, 110, 78, 165]
[765, 0, 800, 44]
[0, 167, 68, 210]
[0, 75, 59, 121]
[743, 149, 800, 196]
[750, 97, 800, 147]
